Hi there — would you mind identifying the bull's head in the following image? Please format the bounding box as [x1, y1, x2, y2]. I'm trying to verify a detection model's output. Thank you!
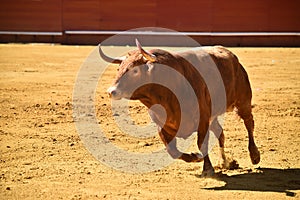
[100, 39, 158, 100]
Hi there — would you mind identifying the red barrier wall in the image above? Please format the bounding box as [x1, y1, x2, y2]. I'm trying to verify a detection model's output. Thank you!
[0, 0, 299, 46]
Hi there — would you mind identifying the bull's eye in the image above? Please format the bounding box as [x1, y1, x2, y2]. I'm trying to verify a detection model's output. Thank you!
[133, 68, 138, 74]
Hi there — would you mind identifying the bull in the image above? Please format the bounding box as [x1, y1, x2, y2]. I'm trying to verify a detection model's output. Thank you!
[100, 39, 260, 176]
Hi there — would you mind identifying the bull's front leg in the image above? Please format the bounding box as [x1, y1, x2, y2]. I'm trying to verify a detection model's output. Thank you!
[158, 128, 203, 162]
[197, 119, 215, 177]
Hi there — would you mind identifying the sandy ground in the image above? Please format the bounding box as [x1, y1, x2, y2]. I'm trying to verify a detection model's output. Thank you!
[0, 44, 299, 199]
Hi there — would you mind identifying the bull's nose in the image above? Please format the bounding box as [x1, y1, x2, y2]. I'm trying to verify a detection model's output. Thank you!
[109, 90, 117, 98]
[107, 86, 117, 98]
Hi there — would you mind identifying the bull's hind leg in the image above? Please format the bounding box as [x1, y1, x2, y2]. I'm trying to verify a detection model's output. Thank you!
[237, 103, 260, 164]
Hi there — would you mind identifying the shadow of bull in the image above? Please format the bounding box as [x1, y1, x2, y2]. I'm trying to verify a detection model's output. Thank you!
[205, 168, 300, 197]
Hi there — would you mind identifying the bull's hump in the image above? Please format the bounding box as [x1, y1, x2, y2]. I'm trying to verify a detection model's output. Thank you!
[203, 46, 233, 59]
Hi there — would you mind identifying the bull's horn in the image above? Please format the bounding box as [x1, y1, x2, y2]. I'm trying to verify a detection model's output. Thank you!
[98, 44, 124, 64]
[135, 39, 157, 62]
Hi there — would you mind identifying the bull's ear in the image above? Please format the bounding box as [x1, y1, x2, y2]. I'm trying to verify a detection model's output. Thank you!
[136, 39, 157, 62]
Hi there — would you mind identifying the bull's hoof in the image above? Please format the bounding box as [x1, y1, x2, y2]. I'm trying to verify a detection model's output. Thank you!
[180, 153, 204, 163]
[191, 153, 204, 162]
[201, 168, 215, 178]
[249, 146, 260, 165]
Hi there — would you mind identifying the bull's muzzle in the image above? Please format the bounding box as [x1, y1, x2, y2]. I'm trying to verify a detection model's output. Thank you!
[107, 86, 121, 100]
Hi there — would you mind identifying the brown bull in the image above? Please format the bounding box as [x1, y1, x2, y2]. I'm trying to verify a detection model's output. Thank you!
[101, 40, 260, 176]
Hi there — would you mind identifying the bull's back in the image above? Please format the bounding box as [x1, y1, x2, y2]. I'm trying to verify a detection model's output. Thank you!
[203, 46, 252, 111]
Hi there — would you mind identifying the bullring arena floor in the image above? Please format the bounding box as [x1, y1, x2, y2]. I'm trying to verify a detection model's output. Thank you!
[0, 44, 299, 199]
